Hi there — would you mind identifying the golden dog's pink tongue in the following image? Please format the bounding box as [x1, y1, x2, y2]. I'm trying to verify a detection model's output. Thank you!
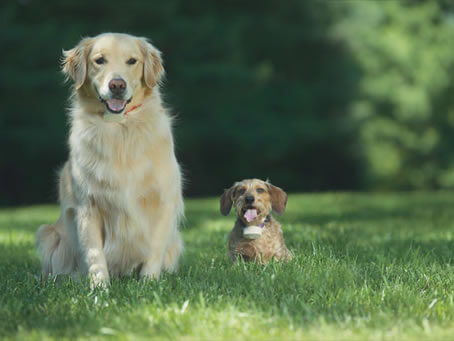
[244, 209, 257, 222]
[106, 99, 127, 112]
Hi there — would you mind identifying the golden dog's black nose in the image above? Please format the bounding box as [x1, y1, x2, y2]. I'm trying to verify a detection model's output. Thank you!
[245, 195, 255, 204]
[109, 78, 126, 96]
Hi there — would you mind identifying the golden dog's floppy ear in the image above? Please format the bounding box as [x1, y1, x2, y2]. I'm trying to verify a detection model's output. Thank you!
[220, 186, 236, 216]
[267, 183, 288, 216]
[62, 37, 93, 90]
[140, 38, 165, 88]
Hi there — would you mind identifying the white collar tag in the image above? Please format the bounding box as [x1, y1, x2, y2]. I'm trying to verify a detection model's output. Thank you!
[243, 219, 266, 240]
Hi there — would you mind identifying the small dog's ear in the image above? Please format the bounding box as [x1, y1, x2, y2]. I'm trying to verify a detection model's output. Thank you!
[139, 38, 165, 88]
[62, 37, 93, 90]
[220, 186, 235, 216]
[267, 184, 287, 216]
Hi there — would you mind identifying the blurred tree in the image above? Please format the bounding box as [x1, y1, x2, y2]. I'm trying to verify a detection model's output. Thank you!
[334, 1, 454, 189]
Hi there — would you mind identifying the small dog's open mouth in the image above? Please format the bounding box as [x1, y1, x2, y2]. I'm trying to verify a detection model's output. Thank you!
[243, 207, 260, 222]
[100, 97, 132, 114]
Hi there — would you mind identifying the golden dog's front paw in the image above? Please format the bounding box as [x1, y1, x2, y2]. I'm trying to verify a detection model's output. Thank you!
[89, 268, 110, 290]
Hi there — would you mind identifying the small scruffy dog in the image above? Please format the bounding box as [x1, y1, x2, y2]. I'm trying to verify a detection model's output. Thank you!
[220, 179, 292, 263]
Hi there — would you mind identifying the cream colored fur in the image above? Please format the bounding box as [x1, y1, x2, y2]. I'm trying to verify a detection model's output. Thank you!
[36, 33, 184, 287]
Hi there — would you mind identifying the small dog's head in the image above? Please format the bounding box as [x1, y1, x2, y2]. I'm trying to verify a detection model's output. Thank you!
[220, 179, 287, 225]
[62, 33, 164, 115]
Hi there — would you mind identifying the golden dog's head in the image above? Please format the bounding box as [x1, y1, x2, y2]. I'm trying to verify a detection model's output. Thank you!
[62, 33, 164, 115]
[220, 179, 288, 225]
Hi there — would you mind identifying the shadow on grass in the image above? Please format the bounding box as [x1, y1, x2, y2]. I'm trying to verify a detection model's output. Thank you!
[285, 201, 454, 227]
[0, 242, 39, 272]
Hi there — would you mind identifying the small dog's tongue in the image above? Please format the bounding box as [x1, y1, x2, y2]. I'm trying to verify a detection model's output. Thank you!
[244, 209, 257, 222]
[106, 99, 127, 112]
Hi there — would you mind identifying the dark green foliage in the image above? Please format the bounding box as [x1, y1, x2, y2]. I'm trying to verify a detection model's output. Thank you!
[1, 1, 454, 205]
[0, 0, 361, 205]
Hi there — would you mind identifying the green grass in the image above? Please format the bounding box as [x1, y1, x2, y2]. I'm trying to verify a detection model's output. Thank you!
[2, 192, 454, 340]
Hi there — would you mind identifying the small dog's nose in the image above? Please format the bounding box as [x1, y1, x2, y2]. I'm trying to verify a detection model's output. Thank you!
[245, 195, 255, 204]
[109, 78, 126, 96]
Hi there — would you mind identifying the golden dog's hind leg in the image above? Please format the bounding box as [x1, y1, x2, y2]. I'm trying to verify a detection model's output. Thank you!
[76, 204, 109, 288]
[163, 230, 184, 272]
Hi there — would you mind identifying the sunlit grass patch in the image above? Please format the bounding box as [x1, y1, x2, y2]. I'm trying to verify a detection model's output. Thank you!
[2, 192, 454, 339]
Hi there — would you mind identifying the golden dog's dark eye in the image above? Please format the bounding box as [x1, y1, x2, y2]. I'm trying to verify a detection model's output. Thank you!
[238, 188, 246, 195]
[257, 188, 265, 193]
[127, 58, 137, 65]
[95, 57, 105, 65]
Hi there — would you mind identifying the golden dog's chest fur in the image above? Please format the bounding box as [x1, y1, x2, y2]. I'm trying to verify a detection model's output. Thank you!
[36, 33, 183, 286]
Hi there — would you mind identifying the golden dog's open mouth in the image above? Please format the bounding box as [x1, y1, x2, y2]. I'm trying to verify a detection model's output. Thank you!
[106, 99, 127, 113]
[99, 96, 132, 114]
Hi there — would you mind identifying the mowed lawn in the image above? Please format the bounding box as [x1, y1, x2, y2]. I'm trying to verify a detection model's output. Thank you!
[2, 192, 454, 340]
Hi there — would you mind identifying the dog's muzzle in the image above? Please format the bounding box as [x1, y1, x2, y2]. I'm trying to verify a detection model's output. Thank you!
[97, 78, 132, 114]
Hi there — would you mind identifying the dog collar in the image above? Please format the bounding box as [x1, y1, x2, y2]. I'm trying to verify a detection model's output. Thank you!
[124, 104, 142, 116]
[242, 220, 265, 228]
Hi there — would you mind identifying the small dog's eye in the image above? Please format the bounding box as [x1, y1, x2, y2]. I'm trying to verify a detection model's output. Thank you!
[127, 58, 137, 65]
[238, 188, 246, 195]
[95, 57, 105, 65]
[256, 188, 265, 193]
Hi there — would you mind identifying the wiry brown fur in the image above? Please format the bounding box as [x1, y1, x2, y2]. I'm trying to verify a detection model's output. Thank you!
[36, 33, 184, 287]
[220, 179, 292, 263]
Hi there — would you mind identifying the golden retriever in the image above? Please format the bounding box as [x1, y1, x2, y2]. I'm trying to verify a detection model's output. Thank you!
[36, 33, 184, 287]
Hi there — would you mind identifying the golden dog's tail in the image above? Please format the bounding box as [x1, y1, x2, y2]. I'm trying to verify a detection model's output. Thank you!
[36, 217, 75, 280]
[36, 223, 61, 279]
